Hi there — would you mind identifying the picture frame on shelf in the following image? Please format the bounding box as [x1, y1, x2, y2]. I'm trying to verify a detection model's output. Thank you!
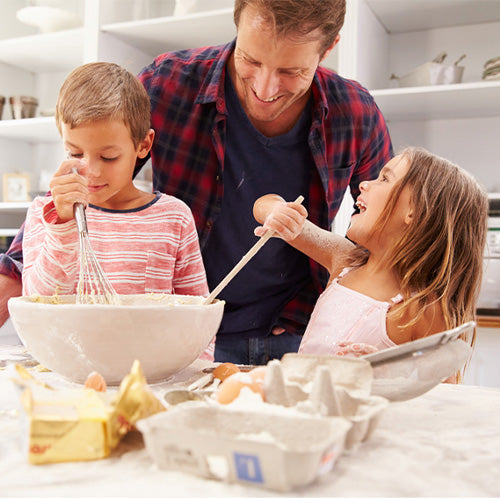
[3, 173, 30, 202]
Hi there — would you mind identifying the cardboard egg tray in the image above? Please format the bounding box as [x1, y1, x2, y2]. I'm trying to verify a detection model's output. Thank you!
[138, 355, 388, 491]
[137, 405, 351, 492]
[266, 355, 388, 449]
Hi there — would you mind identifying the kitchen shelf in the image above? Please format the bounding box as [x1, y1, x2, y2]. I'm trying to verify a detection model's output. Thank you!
[0, 229, 21, 237]
[0, 117, 59, 142]
[0, 28, 84, 73]
[371, 80, 500, 121]
[101, 8, 236, 55]
[366, 0, 500, 33]
[0, 202, 32, 212]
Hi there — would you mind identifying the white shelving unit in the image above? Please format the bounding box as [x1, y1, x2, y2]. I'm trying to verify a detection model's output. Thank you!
[101, 8, 236, 54]
[1, 0, 499, 241]
[0, 29, 85, 73]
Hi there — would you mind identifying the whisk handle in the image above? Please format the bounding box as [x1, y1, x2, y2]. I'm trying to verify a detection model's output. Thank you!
[74, 203, 88, 235]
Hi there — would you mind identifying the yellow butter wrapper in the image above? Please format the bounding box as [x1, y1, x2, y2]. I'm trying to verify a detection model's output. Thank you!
[12, 360, 164, 465]
[22, 385, 111, 465]
[108, 360, 165, 449]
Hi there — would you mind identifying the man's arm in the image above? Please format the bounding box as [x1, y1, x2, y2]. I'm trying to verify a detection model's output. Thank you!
[0, 274, 22, 326]
[0, 224, 24, 327]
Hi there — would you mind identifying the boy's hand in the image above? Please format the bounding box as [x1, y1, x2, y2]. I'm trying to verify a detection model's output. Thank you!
[49, 159, 89, 223]
[254, 198, 307, 242]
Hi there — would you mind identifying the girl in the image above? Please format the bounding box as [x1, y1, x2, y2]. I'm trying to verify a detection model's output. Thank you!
[253, 147, 488, 359]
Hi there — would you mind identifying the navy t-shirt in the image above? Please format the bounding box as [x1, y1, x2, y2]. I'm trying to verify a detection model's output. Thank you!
[202, 73, 314, 339]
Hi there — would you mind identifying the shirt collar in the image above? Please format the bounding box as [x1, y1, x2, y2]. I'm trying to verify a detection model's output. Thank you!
[311, 70, 329, 124]
[195, 39, 236, 110]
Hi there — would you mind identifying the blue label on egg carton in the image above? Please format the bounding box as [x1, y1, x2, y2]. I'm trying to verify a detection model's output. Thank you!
[233, 452, 264, 484]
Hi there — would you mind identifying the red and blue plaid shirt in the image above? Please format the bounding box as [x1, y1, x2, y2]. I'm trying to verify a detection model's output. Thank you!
[1, 40, 392, 334]
[138, 40, 393, 334]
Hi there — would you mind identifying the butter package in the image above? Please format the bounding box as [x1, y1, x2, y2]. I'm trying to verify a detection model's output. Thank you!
[20, 383, 111, 464]
[10, 360, 164, 464]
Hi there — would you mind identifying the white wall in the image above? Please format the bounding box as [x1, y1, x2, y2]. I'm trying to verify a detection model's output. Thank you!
[388, 116, 500, 192]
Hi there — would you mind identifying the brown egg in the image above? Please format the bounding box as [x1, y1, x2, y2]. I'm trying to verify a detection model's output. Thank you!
[212, 362, 241, 382]
[84, 371, 107, 392]
[216, 366, 266, 404]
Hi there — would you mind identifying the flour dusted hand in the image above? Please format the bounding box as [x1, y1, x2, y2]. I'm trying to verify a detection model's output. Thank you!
[253, 195, 307, 242]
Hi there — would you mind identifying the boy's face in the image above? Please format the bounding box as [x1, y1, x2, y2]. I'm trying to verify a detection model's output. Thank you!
[62, 118, 150, 209]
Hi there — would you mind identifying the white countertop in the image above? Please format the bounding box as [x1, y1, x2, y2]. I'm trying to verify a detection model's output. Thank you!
[1, 345, 500, 497]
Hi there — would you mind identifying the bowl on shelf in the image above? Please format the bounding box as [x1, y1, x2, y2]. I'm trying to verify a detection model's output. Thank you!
[16, 6, 81, 34]
[8, 293, 224, 385]
[9, 96, 38, 119]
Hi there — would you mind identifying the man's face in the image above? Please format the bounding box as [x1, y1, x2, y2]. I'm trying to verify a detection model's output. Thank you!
[230, 5, 332, 136]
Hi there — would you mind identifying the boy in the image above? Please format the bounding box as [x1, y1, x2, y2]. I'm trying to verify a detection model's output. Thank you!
[22, 62, 208, 298]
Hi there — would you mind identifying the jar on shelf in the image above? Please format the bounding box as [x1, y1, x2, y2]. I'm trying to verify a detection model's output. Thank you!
[9, 96, 39, 119]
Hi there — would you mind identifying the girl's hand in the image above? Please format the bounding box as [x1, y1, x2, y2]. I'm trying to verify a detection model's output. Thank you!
[333, 342, 378, 357]
[254, 198, 307, 242]
[49, 159, 90, 223]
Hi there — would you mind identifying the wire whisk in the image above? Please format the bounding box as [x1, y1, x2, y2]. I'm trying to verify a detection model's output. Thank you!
[74, 202, 120, 305]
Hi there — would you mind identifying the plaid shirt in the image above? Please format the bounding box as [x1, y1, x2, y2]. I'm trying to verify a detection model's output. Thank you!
[137, 40, 393, 335]
[2, 40, 392, 334]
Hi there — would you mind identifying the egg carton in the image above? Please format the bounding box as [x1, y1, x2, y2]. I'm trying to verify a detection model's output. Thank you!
[139, 356, 389, 491]
[264, 355, 388, 449]
[137, 404, 351, 492]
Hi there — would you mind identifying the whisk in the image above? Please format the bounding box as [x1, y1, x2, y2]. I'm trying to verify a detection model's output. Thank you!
[74, 202, 120, 305]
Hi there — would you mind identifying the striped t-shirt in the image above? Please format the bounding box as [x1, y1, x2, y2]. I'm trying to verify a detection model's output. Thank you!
[22, 193, 208, 298]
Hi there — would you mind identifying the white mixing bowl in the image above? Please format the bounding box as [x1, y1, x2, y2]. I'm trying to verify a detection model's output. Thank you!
[8, 294, 224, 385]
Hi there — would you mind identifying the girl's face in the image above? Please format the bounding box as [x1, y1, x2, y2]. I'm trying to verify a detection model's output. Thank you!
[347, 155, 413, 250]
[62, 118, 151, 209]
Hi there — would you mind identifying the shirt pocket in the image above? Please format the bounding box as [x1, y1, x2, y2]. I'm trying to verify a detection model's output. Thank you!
[145, 250, 175, 293]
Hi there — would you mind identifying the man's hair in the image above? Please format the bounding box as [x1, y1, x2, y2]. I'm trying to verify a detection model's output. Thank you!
[233, 0, 346, 56]
[55, 62, 151, 148]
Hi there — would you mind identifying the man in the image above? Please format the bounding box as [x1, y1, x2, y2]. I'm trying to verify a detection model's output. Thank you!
[0, 0, 392, 364]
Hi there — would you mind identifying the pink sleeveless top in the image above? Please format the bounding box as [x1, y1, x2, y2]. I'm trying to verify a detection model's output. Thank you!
[299, 268, 402, 355]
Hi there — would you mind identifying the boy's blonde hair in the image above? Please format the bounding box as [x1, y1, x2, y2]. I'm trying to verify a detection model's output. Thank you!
[55, 62, 151, 148]
[350, 147, 488, 333]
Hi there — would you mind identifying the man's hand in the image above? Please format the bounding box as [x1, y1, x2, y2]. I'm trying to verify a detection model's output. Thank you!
[0, 274, 22, 327]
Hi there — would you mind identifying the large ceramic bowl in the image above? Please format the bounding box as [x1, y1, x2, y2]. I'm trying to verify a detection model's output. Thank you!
[8, 294, 224, 385]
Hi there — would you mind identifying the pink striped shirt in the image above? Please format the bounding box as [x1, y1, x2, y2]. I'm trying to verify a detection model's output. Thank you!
[22, 193, 208, 298]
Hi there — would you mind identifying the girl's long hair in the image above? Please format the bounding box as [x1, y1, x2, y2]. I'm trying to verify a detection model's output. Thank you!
[348, 147, 488, 338]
